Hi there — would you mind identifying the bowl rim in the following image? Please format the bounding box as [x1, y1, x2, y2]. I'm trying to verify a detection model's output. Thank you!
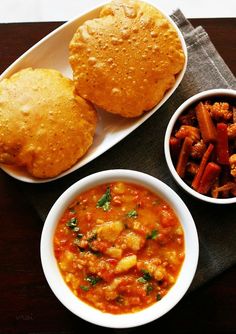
[164, 88, 236, 204]
[40, 169, 199, 328]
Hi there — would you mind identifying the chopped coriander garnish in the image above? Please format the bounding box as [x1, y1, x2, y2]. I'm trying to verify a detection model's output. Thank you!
[137, 270, 152, 283]
[141, 270, 152, 281]
[146, 229, 158, 240]
[73, 237, 85, 252]
[74, 238, 82, 247]
[66, 217, 77, 228]
[96, 186, 111, 211]
[80, 285, 90, 292]
[66, 217, 79, 232]
[88, 244, 102, 257]
[156, 293, 162, 301]
[102, 201, 110, 211]
[85, 275, 101, 286]
[69, 207, 76, 214]
[127, 209, 138, 218]
[146, 284, 153, 295]
[89, 249, 102, 257]
[137, 277, 147, 284]
[87, 232, 97, 242]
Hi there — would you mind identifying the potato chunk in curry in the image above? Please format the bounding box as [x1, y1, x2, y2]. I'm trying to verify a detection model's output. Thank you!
[97, 220, 124, 242]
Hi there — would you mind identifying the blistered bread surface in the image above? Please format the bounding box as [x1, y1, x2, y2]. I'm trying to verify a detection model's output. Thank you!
[0, 68, 97, 178]
[69, 0, 185, 117]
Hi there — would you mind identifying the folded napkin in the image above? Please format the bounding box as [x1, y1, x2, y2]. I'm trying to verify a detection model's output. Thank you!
[20, 10, 236, 290]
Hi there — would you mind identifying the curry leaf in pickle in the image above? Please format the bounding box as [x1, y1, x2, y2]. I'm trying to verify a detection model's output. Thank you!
[96, 186, 111, 211]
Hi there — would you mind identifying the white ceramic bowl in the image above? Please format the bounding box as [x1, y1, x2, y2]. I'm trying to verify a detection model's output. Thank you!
[40, 169, 199, 328]
[164, 89, 236, 204]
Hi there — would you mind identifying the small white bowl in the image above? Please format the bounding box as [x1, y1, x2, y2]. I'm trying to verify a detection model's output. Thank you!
[40, 169, 199, 328]
[164, 89, 236, 205]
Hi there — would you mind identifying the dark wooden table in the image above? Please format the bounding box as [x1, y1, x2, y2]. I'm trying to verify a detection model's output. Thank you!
[0, 19, 236, 334]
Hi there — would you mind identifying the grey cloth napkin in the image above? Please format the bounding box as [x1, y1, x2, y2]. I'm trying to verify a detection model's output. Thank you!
[19, 10, 236, 290]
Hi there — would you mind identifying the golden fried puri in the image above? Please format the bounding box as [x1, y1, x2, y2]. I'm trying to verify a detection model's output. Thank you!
[69, 0, 185, 118]
[0, 68, 97, 178]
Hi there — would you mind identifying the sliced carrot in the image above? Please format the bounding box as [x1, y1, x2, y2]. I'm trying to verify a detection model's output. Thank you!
[216, 123, 229, 165]
[176, 137, 193, 178]
[197, 162, 221, 194]
[195, 102, 217, 143]
[192, 143, 214, 190]
[169, 137, 181, 162]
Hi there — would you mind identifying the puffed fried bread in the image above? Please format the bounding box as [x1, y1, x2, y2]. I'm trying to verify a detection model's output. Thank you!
[0, 68, 97, 178]
[69, 0, 185, 118]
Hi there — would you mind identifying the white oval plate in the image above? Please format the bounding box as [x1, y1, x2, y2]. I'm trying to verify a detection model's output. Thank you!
[0, 1, 187, 183]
